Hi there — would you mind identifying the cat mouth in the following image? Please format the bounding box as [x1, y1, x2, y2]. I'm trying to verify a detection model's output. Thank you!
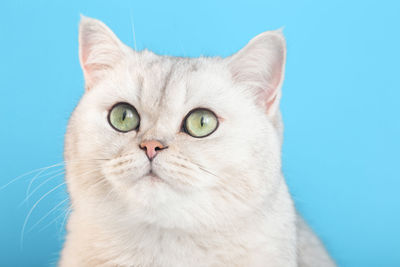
[142, 170, 163, 183]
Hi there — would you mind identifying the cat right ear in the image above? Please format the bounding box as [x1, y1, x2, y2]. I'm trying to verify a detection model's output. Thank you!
[79, 16, 127, 90]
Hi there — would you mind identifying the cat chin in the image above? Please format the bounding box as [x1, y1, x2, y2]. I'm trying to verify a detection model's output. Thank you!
[135, 172, 164, 183]
[129, 172, 179, 194]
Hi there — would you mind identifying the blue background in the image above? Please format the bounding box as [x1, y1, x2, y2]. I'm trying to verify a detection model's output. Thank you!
[0, 0, 399, 266]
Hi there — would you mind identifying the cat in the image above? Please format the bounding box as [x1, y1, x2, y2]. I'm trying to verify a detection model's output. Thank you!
[59, 16, 336, 267]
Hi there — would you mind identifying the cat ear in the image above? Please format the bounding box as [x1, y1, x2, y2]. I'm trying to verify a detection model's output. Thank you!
[228, 30, 286, 117]
[79, 16, 128, 90]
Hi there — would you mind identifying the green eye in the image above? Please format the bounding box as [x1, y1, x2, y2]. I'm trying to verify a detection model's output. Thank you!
[183, 108, 219, 138]
[108, 103, 140, 132]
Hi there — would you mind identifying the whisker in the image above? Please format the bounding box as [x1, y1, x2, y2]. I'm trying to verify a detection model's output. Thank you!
[129, 9, 137, 51]
[0, 162, 64, 191]
[21, 170, 66, 206]
[181, 155, 269, 214]
[28, 198, 69, 232]
[166, 154, 265, 235]
[25, 166, 66, 200]
[59, 207, 72, 234]
[38, 209, 68, 234]
[98, 185, 116, 208]
[85, 177, 109, 195]
[1, 158, 108, 192]
[24, 164, 104, 207]
[20, 181, 66, 249]
[201, 171, 295, 242]
[25, 166, 61, 199]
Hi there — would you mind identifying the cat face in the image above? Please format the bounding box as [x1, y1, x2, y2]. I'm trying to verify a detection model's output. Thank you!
[65, 17, 286, 231]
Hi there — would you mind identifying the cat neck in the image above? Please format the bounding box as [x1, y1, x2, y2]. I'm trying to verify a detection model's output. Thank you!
[64, 210, 274, 266]
[62, 181, 296, 267]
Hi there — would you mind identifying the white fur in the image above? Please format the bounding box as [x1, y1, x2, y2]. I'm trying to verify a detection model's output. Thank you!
[60, 16, 335, 267]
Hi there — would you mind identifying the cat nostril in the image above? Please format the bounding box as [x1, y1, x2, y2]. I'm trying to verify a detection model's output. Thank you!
[139, 140, 167, 160]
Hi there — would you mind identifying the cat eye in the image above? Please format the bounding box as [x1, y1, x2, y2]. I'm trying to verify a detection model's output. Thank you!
[183, 108, 218, 138]
[108, 103, 140, 132]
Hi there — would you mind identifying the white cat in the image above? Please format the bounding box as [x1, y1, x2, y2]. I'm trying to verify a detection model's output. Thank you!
[59, 16, 336, 267]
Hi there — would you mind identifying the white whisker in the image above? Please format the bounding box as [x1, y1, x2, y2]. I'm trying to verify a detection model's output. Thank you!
[59, 207, 72, 234]
[26, 166, 65, 200]
[28, 198, 69, 232]
[20, 170, 66, 206]
[38, 209, 68, 233]
[1, 158, 107, 192]
[20, 181, 66, 249]
[129, 9, 137, 51]
[0, 162, 64, 191]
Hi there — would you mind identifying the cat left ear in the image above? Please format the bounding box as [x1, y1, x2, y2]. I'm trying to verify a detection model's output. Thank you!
[79, 16, 128, 90]
[228, 30, 286, 117]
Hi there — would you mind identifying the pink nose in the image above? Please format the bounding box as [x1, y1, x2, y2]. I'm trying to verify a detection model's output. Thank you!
[139, 140, 166, 160]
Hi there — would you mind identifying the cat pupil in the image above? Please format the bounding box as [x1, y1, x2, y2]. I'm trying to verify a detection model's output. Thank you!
[200, 116, 205, 127]
[122, 110, 127, 121]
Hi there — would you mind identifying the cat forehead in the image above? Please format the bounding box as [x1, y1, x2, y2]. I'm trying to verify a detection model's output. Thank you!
[118, 51, 231, 116]
[131, 53, 193, 108]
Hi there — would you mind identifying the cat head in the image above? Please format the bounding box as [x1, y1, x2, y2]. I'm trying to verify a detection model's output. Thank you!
[65, 16, 286, 231]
